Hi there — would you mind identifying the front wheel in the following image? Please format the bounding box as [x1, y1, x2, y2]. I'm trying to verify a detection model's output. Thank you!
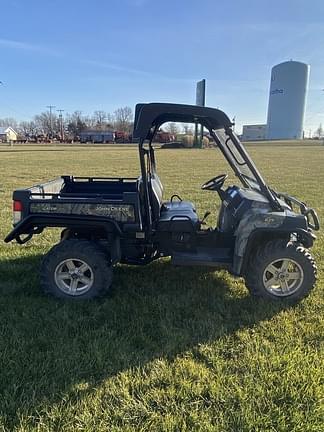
[245, 240, 317, 301]
[41, 239, 113, 299]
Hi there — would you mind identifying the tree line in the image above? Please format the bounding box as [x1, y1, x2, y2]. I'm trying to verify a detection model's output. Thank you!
[0, 107, 134, 139]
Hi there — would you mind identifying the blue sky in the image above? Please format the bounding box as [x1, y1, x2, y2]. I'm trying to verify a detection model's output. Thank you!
[0, 0, 324, 134]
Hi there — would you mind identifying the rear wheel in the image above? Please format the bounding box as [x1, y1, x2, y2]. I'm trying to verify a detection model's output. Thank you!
[245, 240, 317, 301]
[41, 239, 113, 299]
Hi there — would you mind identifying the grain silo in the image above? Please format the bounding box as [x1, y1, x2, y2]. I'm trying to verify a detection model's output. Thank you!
[266, 60, 310, 140]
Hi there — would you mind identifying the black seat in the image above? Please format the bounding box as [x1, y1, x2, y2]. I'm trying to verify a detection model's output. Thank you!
[160, 200, 198, 221]
[158, 200, 199, 232]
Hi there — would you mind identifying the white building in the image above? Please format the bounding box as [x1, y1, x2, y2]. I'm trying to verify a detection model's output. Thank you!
[0, 126, 18, 142]
[241, 124, 266, 141]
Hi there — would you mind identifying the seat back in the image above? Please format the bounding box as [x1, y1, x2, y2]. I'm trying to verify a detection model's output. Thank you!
[138, 172, 164, 223]
[149, 173, 163, 222]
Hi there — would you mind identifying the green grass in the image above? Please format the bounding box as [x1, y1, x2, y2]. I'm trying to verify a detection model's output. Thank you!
[0, 145, 323, 431]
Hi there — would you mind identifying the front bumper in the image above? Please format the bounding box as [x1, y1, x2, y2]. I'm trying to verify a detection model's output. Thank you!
[276, 192, 320, 231]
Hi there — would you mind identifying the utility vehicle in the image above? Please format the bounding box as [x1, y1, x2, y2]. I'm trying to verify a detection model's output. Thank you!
[5, 103, 320, 301]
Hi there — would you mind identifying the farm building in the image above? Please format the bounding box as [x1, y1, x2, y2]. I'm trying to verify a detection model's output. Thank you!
[0, 126, 18, 142]
[241, 124, 266, 141]
[80, 130, 115, 143]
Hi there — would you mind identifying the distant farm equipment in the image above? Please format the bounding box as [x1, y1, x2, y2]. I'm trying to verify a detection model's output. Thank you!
[79, 130, 115, 143]
[114, 131, 132, 143]
[153, 130, 176, 143]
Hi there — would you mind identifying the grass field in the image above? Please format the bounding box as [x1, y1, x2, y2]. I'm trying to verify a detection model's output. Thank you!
[0, 145, 323, 431]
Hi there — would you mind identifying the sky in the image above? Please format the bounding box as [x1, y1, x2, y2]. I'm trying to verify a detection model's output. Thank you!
[0, 0, 324, 134]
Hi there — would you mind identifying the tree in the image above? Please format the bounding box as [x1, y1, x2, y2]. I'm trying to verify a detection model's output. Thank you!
[114, 106, 133, 132]
[106, 112, 115, 128]
[183, 124, 193, 135]
[0, 117, 18, 130]
[34, 111, 59, 136]
[315, 123, 323, 138]
[19, 120, 38, 137]
[93, 110, 107, 130]
[165, 122, 179, 135]
[66, 111, 87, 137]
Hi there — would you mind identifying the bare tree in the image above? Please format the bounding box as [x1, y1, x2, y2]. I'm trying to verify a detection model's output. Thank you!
[106, 112, 115, 128]
[165, 122, 179, 135]
[83, 115, 95, 129]
[0, 117, 18, 130]
[315, 123, 323, 138]
[66, 111, 87, 137]
[183, 124, 193, 135]
[34, 111, 59, 136]
[93, 110, 107, 130]
[114, 106, 133, 132]
[19, 120, 38, 137]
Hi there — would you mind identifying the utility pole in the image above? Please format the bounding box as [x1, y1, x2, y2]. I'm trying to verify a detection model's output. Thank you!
[46, 105, 56, 138]
[57, 109, 64, 142]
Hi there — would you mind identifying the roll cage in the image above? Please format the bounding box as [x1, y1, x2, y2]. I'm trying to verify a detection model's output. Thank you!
[133, 103, 282, 232]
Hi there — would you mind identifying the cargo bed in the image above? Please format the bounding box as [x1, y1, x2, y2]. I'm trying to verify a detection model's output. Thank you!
[5, 176, 143, 243]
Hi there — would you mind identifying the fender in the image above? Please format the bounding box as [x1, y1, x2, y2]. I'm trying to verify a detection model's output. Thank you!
[4, 214, 122, 243]
[232, 209, 315, 275]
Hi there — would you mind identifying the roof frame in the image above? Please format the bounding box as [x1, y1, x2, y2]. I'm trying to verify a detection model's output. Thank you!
[133, 103, 233, 140]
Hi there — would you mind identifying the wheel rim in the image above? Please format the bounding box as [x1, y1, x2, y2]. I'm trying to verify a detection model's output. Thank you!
[54, 258, 94, 296]
[262, 258, 304, 297]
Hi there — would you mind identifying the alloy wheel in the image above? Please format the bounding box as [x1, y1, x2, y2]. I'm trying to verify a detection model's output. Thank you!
[262, 258, 304, 297]
[54, 258, 94, 296]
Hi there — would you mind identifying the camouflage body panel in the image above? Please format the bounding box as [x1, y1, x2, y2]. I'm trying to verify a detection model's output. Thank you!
[234, 207, 284, 258]
[233, 206, 309, 274]
[29, 202, 135, 223]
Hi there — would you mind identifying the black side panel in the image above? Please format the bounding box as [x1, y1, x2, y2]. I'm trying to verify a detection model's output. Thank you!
[172, 247, 232, 268]
[4, 215, 122, 243]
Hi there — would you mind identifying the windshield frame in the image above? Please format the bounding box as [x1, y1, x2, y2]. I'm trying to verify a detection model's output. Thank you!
[210, 128, 282, 210]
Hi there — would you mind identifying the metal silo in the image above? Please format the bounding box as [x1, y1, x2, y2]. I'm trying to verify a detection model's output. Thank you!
[266, 60, 310, 140]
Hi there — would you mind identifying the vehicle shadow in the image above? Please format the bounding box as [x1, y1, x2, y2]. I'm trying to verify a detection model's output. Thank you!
[0, 254, 292, 429]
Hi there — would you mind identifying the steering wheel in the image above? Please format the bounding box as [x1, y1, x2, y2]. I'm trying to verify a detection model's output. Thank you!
[201, 174, 228, 191]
